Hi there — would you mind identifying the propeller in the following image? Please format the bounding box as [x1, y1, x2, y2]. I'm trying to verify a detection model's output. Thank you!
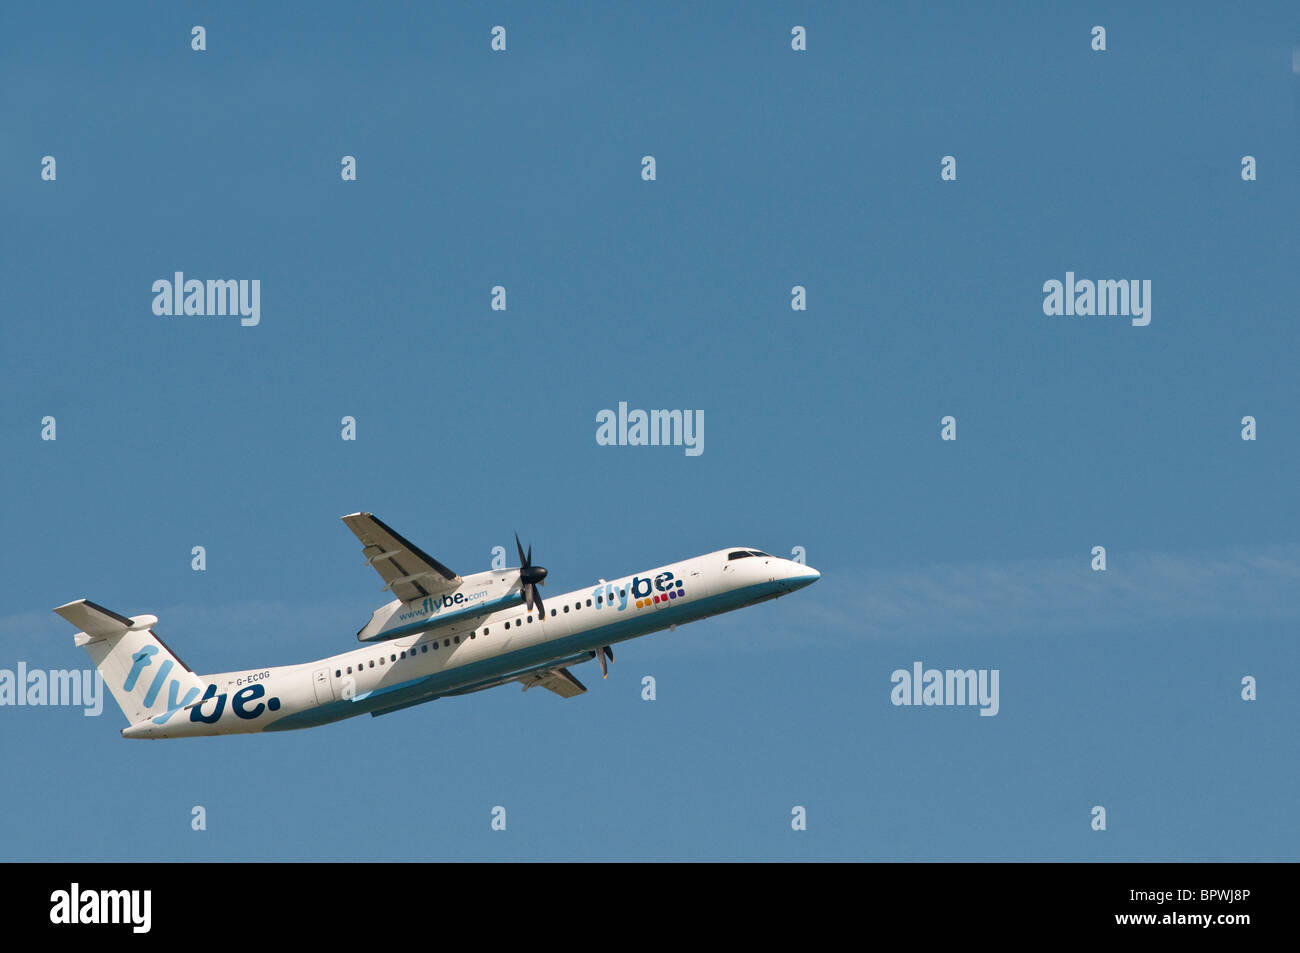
[515, 532, 548, 616]
[597, 645, 614, 679]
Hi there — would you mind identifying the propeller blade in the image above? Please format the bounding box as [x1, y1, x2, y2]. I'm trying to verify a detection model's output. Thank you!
[513, 533, 548, 614]
[598, 647, 608, 678]
[603, 646, 614, 664]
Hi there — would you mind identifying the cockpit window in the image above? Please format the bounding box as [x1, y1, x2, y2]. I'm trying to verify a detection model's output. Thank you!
[728, 550, 754, 560]
[748, 550, 772, 557]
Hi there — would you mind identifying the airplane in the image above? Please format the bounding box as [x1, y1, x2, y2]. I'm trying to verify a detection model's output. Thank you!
[52, 512, 821, 739]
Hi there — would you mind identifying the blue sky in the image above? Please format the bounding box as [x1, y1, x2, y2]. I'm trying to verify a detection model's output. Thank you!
[1, 1, 1296, 860]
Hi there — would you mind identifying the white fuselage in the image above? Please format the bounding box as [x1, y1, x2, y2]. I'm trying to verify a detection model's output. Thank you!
[123, 549, 819, 738]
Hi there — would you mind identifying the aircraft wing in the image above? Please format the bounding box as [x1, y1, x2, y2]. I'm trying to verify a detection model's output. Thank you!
[342, 512, 463, 603]
[518, 666, 588, 699]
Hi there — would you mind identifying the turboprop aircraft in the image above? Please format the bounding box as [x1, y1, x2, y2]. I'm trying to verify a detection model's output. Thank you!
[53, 512, 820, 739]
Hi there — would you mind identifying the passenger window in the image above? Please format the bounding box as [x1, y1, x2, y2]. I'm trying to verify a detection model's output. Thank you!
[421, 645, 428, 653]
[369, 660, 375, 668]
[527, 615, 532, 623]
[454, 636, 460, 644]
[563, 605, 569, 613]
[586, 599, 592, 607]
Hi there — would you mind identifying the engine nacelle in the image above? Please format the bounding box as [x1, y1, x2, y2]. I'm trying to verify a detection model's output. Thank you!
[357, 570, 523, 642]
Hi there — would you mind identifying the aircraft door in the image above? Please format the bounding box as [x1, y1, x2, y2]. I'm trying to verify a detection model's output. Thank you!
[688, 566, 713, 598]
[311, 667, 334, 705]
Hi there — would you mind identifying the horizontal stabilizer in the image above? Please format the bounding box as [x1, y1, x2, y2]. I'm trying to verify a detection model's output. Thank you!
[53, 599, 146, 641]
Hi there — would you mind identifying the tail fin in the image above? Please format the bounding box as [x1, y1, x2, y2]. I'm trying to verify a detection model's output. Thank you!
[53, 599, 205, 726]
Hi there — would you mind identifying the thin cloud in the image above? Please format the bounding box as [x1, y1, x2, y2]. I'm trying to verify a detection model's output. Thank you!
[788, 543, 1300, 643]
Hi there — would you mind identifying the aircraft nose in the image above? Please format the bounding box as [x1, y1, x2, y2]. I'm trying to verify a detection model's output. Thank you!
[783, 564, 820, 590]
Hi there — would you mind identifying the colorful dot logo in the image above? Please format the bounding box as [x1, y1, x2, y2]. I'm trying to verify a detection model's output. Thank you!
[636, 579, 685, 609]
